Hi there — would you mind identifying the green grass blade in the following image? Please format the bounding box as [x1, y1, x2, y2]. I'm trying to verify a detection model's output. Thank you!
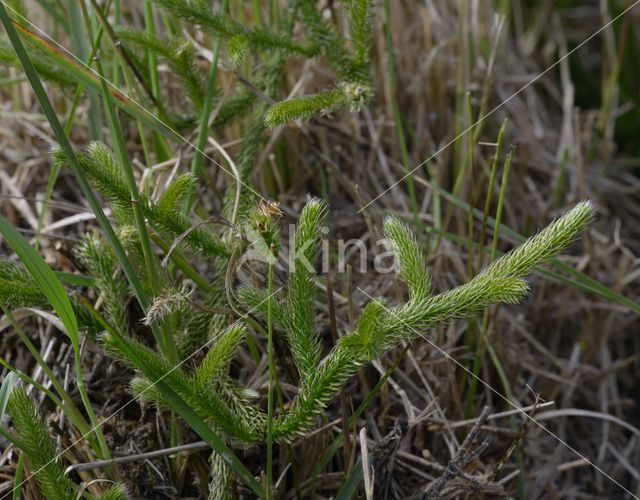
[185, 0, 229, 213]
[0, 215, 79, 347]
[0, 371, 19, 419]
[0, 2, 152, 313]
[35, 5, 108, 251]
[266, 249, 275, 499]
[55, 271, 96, 288]
[335, 456, 363, 500]
[67, 0, 102, 140]
[12, 451, 24, 500]
[464, 147, 514, 417]
[477, 119, 507, 266]
[0, 359, 62, 408]
[86, 9, 174, 360]
[6, 13, 172, 135]
[0, 218, 110, 458]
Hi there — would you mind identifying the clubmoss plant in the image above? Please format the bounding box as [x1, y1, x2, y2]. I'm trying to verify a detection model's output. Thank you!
[0, 259, 49, 309]
[0, 1, 604, 497]
[6, 386, 77, 499]
[103, 199, 594, 500]
[241, 200, 594, 442]
[89, 194, 592, 461]
[4, 385, 128, 500]
[0, 0, 374, 133]
[147, 0, 374, 128]
[0, 187, 593, 496]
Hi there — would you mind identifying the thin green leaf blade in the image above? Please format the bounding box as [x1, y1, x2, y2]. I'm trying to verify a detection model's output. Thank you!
[0, 371, 19, 419]
[335, 457, 363, 500]
[0, 215, 79, 346]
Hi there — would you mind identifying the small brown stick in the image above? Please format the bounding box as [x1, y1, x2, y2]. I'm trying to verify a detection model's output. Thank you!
[487, 392, 542, 482]
[65, 441, 210, 474]
[372, 419, 407, 499]
[423, 405, 492, 499]
[426, 400, 555, 431]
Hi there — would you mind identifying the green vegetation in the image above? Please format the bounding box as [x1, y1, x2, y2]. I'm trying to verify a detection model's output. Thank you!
[0, 0, 637, 498]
